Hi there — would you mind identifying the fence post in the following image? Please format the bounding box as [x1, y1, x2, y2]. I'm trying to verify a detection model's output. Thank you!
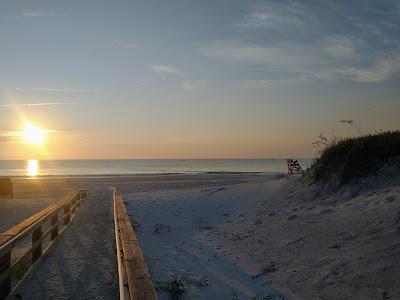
[51, 213, 59, 240]
[64, 204, 70, 225]
[0, 249, 11, 299]
[71, 197, 76, 213]
[32, 226, 42, 263]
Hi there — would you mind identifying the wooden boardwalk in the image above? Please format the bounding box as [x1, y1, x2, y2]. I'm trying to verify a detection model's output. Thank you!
[12, 188, 118, 299]
[0, 187, 158, 299]
[0, 190, 86, 299]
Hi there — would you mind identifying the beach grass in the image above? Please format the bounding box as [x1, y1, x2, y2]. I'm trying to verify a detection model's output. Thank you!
[309, 130, 400, 184]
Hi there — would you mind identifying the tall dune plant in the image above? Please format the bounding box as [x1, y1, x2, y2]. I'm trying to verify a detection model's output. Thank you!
[310, 129, 400, 184]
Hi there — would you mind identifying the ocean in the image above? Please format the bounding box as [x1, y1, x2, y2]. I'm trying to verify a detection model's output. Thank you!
[0, 159, 312, 177]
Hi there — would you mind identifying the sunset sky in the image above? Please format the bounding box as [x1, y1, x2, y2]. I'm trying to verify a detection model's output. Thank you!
[0, 1, 399, 159]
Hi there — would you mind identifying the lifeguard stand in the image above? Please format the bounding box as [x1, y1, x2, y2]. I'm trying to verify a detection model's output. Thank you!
[287, 159, 304, 175]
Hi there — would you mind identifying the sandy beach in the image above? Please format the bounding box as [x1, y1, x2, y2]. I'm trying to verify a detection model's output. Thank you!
[2, 170, 400, 299]
[120, 171, 400, 299]
[2, 1, 399, 298]
[123, 175, 287, 299]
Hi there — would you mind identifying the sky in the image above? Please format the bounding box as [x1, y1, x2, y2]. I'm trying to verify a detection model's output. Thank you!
[0, 0, 399, 159]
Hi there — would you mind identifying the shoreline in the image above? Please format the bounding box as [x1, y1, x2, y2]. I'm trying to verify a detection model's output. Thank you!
[8, 171, 282, 180]
[0, 158, 311, 178]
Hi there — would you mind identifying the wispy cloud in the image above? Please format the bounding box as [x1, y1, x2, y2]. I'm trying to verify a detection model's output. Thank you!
[1, 11, 61, 20]
[334, 54, 400, 82]
[204, 38, 400, 85]
[321, 36, 360, 61]
[238, 1, 311, 30]
[151, 65, 206, 91]
[244, 76, 314, 88]
[181, 80, 206, 90]
[0, 128, 59, 143]
[0, 102, 76, 108]
[0, 16, 21, 20]
[202, 40, 321, 67]
[203, 1, 400, 86]
[151, 65, 185, 77]
[33, 88, 102, 93]
[21, 12, 58, 17]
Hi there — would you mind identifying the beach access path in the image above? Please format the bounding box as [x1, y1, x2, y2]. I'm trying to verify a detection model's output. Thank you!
[7, 174, 278, 299]
[123, 176, 286, 299]
[14, 187, 118, 299]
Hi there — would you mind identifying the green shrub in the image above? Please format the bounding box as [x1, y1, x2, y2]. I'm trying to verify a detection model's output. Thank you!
[310, 130, 400, 184]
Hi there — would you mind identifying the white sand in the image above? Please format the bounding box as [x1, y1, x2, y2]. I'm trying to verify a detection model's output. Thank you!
[123, 173, 400, 299]
[3, 173, 399, 299]
[124, 175, 287, 299]
[214, 174, 400, 299]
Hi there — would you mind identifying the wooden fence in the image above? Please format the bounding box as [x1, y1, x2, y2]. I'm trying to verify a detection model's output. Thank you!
[113, 188, 158, 300]
[0, 189, 87, 299]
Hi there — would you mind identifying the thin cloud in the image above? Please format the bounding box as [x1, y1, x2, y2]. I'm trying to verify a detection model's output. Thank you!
[238, 1, 312, 30]
[321, 36, 360, 61]
[181, 80, 206, 90]
[243, 54, 400, 86]
[0, 16, 21, 20]
[1, 12, 61, 20]
[0, 128, 60, 143]
[151, 66, 206, 90]
[0, 102, 76, 108]
[336, 54, 400, 82]
[202, 40, 322, 67]
[244, 76, 314, 88]
[244, 58, 400, 86]
[215, 1, 400, 85]
[21, 12, 58, 17]
[203, 38, 400, 84]
[151, 65, 185, 77]
[33, 88, 102, 93]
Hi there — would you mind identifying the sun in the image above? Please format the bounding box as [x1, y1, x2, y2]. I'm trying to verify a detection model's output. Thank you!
[23, 123, 45, 145]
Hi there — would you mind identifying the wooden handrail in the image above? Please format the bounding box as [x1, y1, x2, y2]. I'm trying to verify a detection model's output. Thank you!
[0, 189, 87, 299]
[113, 188, 158, 300]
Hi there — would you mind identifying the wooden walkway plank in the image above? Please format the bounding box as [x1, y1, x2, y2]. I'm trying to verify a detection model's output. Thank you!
[113, 189, 158, 300]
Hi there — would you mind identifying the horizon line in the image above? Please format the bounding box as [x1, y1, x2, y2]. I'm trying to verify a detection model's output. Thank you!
[0, 157, 313, 161]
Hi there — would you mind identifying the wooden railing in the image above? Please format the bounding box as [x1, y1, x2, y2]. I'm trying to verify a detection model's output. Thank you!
[113, 188, 158, 300]
[0, 189, 87, 299]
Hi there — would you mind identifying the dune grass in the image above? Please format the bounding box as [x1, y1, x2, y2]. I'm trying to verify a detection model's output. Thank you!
[309, 130, 400, 184]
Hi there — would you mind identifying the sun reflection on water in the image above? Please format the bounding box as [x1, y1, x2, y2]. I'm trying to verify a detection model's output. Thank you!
[27, 160, 39, 176]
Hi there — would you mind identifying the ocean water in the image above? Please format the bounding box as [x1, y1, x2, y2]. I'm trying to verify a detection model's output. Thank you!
[0, 159, 312, 177]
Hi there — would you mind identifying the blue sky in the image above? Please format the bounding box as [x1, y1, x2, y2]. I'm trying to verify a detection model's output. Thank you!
[0, 0, 399, 159]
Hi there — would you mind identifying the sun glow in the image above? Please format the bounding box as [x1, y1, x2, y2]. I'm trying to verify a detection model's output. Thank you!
[23, 123, 45, 145]
[27, 159, 39, 176]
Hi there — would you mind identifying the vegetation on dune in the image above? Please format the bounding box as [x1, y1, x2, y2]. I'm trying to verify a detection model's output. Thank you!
[308, 130, 400, 184]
